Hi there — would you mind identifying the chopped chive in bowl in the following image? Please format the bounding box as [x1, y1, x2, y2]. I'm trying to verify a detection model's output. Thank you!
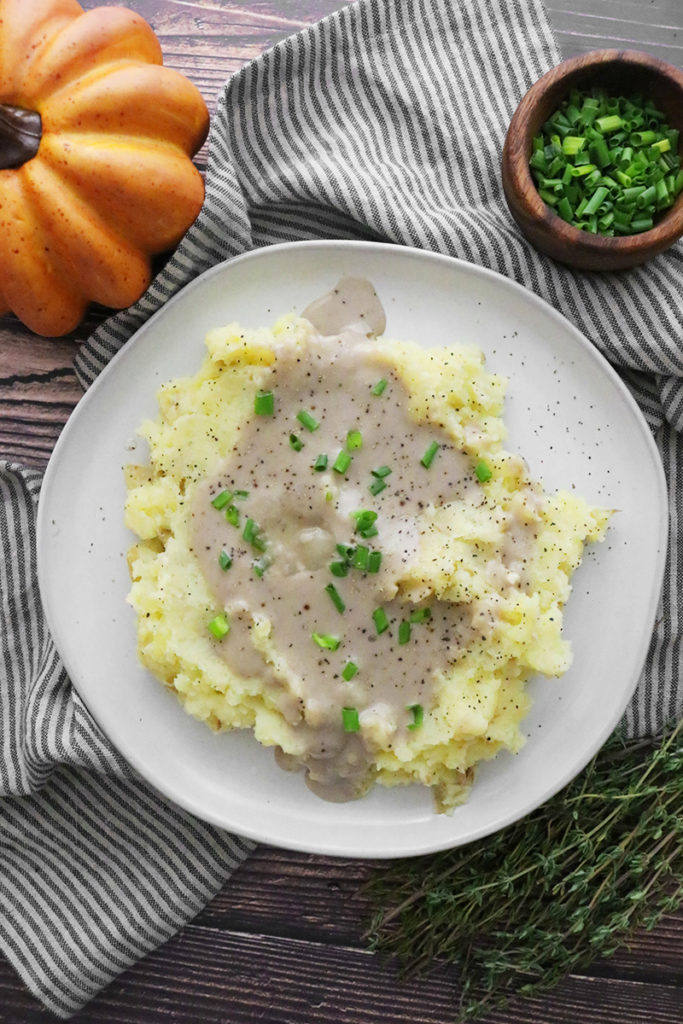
[529, 87, 683, 236]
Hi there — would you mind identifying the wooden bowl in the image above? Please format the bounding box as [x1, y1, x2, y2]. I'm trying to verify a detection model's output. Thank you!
[502, 50, 683, 271]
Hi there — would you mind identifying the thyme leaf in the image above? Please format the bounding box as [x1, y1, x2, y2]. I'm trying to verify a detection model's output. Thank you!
[365, 720, 683, 1020]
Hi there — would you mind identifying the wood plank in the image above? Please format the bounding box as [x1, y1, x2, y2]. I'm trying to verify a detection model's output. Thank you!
[547, 0, 683, 65]
[0, 924, 681, 1024]
[198, 847, 683, 982]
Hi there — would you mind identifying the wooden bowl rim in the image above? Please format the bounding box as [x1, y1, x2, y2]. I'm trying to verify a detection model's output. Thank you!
[503, 49, 683, 255]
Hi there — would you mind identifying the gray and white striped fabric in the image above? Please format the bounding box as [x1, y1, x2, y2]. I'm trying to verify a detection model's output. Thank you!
[2, 0, 681, 1017]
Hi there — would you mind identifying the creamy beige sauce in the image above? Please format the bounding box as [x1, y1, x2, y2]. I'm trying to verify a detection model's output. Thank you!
[190, 278, 534, 801]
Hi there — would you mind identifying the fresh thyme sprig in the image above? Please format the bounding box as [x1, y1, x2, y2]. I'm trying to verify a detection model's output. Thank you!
[365, 720, 683, 1020]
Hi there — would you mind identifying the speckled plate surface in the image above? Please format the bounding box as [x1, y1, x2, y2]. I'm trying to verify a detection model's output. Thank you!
[37, 241, 667, 857]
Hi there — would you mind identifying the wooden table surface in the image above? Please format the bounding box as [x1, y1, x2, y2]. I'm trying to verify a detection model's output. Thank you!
[1, 1, 682, 1021]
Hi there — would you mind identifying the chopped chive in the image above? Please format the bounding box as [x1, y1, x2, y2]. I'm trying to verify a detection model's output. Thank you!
[289, 433, 304, 452]
[369, 478, 387, 496]
[398, 620, 411, 645]
[337, 543, 355, 561]
[371, 378, 388, 396]
[297, 409, 319, 432]
[330, 560, 349, 578]
[325, 490, 334, 502]
[410, 607, 432, 623]
[243, 517, 266, 551]
[218, 549, 232, 571]
[352, 545, 369, 571]
[225, 504, 240, 527]
[312, 632, 341, 651]
[475, 459, 492, 482]
[233, 489, 249, 500]
[208, 614, 229, 639]
[421, 441, 440, 469]
[342, 707, 360, 732]
[361, 524, 378, 538]
[211, 489, 232, 510]
[346, 429, 363, 451]
[254, 390, 274, 415]
[373, 607, 390, 634]
[371, 466, 392, 478]
[596, 114, 623, 133]
[252, 555, 271, 578]
[530, 91, 683, 236]
[407, 703, 424, 730]
[352, 510, 378, 535]
[333, 450, 352, 474]
[313, 454, 328, 472]
[342, 661, 358, 681]
[367, 551, 382, 574]
[325, 582, 346, 614]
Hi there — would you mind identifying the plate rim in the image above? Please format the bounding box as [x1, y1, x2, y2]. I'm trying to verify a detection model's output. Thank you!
[37, 239, 669, 858]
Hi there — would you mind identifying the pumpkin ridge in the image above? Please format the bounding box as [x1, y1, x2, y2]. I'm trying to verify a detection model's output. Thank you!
[23, 158, 151, 309]
[0, 170, 86, 336]
[40, 130, 195, 159]
[39, 62, 209, 156]
[20, 6, 162, 105]
[38, 133, 205, 253]
[32, 58, 161, 110]
[0, 0, 81, 103]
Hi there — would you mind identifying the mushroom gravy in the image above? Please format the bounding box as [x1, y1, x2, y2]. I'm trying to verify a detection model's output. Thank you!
[190, 279, 535, 801]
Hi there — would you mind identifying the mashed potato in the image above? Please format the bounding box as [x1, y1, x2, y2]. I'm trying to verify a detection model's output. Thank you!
[125, 278, 609, 811]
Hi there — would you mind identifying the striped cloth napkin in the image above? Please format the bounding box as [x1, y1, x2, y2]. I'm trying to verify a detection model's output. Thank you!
[1, 0, 681, 1017]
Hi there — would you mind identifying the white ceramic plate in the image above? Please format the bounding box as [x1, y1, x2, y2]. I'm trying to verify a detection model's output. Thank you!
[38, 241, 667, 858]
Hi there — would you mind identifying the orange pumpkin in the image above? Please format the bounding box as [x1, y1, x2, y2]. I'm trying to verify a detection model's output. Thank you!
[0, 0, 210, 336]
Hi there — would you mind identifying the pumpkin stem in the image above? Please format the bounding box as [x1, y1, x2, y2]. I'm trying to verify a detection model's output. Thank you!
[0, 103, 42, 170]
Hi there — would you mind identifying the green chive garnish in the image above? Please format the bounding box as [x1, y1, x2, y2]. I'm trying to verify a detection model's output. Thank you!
[211, 490, 232, 510]
[421, 441, 440, 469]
[410, 607, 432, 623]
[372, 379, 388, 396]
[333, 450, 352, 474]
[371, 466, 392, 478]
[313, 454, 328, 472]
[243, 517, 266, 551]
[595, 114, 623, 134]
[252, 555, 271, 578]
[233, 490, 249, 499]
[346, 429, 363, 451]
[367, 551, 382, 574]
[289, 433, 304, 452]
[330, 560, 349, 578]
[297, 409, 319, 432]
[325, 583, 346, 614]
[218, 550, 232, 571]
[312, 633, 341, 650]
[530, 89, 683, 236]
[254, 390, 274, 416]
[373, 607, 390, 634]
[352, 510, 378, 535]
[352, 545, 369, 571]
[398, 620, 411, 645]
[337, 543, 355, 561]
[225, 504, 240, 527]
[342, 661, 358, 681]
[369, 478, 387, 496]
[475, 460, 492, 482]
[342, 707, 360, 732]
[407, 703, 424, 729]
[208, 614, 229, 639]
